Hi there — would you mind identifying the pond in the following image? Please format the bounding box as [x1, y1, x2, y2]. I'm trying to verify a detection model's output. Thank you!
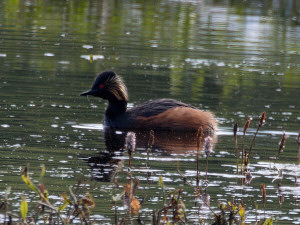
[1, 0, 300, 224]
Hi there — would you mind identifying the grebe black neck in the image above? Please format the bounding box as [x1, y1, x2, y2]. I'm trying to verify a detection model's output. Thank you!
[80, 71, 129, 117]
[106, 99, 127, 118]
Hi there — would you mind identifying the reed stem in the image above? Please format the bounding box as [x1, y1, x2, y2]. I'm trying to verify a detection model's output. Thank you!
[247, 112, 266, 163]
[205, 156, 208, 183]
[233, 122, 239, 173]
[196, 128, 203, 188]
[241, 117, 252, 174]
[297, 133, 300, 163]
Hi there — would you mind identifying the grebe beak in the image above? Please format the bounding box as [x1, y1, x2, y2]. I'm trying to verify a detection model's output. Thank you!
[80, 89, 97, 96]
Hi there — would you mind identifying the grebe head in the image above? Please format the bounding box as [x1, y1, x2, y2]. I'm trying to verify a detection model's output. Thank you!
[80, 71, 128, 102]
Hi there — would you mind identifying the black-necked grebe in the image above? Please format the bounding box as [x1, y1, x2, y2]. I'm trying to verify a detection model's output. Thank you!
[80, 71, 217, 133]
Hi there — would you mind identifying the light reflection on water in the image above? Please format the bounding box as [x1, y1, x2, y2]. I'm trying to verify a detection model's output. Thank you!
[74, 122, 300, 137]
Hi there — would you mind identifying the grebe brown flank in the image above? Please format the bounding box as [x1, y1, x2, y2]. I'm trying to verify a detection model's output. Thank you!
[80, 71, 217, 133]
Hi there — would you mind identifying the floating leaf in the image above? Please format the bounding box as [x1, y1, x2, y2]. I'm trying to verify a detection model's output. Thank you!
[20, 195, 28, 220]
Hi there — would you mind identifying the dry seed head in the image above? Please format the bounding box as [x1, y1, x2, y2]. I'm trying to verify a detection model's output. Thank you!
[202, 193, 210, 207]
[148, 130, 155, 148]
[245, 169, 253, 184]
[244, 152, 249, 166]
[233, 122, 238, 139]
[278, 131, 287, 153]
[203, 136, 213, 157]
[243, 117, 252, 135]
[125, 132, 136, 153]
[259, 111, 266, 127]
[260, 183, 266, 200]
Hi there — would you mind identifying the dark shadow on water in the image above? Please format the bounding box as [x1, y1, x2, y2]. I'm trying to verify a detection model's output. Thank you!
[86, 127, 217, 182]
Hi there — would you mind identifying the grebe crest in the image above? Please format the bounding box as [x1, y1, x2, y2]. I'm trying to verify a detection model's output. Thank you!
[81, 71, 128, 102]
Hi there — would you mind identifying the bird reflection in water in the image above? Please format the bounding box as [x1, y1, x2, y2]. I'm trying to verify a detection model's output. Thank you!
[86, 127, 217, 182]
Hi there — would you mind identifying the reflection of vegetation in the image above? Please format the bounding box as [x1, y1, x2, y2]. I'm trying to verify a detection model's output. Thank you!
[1, 0, 300, 121]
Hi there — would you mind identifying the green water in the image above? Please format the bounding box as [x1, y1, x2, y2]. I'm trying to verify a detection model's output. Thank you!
[1, 0, 300, 224]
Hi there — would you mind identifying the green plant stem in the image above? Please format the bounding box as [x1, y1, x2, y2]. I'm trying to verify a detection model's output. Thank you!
[114, 201, 117, 225]
[247, 125, 261, 164]
[196, 147, 200, 188]
[205, 157, 208, 183]
[235, 137, 239, 174]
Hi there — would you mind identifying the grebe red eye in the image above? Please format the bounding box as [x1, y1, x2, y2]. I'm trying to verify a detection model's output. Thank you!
[99, 84, 104, 89]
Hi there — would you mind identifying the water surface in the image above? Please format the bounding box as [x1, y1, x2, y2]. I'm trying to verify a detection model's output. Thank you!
[1, 0, 300, 223]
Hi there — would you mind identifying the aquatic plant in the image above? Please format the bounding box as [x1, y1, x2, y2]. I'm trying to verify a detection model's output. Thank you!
[248, 112, 266, 160]
[297, 133, 300, 163]
[196, 127, 203, 188]
[245, 169, 253, 185]
[275, 131, 287, 163]
[125, 132, 136, 169]
[147, 130, 155, 167]
[0, 111, 297, 224]
[18, 166, 95, 224]
[260, 183, 266, 215]
[233, 122, 239, 172]
[241, 117, 252, 172]
[204, 136, 213, 182]
[152, 189, 187, 225]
